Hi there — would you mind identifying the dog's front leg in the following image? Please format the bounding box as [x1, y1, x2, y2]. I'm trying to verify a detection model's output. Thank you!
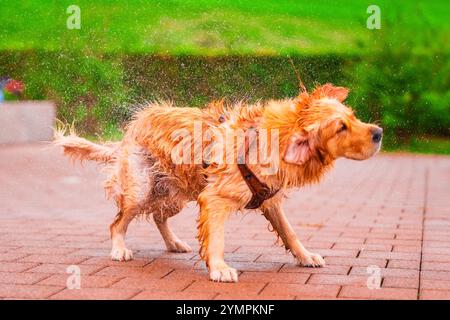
[261, 199, 325, 267]
[197, 195, 238, 283]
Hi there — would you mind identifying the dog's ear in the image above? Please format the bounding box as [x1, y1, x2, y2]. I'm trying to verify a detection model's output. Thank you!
[283, 130, 316, 165]
[313, 83, 349, 102]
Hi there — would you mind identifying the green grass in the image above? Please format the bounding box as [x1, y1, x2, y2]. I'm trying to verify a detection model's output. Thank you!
[383, 136, 450, 155]
[84, 123, 124, 142]
[403, 137, 450, 155]
[1, 0, 449, 55]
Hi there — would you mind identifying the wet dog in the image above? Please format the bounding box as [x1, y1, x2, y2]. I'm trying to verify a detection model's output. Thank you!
[55, 83, 382, 282]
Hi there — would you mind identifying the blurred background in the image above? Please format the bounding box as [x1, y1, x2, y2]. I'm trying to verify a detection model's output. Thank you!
[0, 0, 449, 153]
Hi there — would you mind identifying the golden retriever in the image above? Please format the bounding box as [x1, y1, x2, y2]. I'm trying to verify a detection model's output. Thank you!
[55, 83, 382, 282]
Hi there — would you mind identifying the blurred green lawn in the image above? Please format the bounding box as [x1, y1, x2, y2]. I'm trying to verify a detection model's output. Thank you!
[1, 0, 449, 54]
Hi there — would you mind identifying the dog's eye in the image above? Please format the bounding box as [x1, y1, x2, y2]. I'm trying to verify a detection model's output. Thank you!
[337, 122, 347, 133]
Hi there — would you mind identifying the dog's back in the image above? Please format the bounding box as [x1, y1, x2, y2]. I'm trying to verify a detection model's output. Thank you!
[54, 102, 224, 211]
[124, 102, 219, 159]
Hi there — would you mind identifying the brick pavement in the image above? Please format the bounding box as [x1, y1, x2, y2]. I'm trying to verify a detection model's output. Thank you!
[0, 143, 449, 299]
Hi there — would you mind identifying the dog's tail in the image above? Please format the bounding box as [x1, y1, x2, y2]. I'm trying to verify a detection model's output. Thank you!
[54, 122, 118, 164]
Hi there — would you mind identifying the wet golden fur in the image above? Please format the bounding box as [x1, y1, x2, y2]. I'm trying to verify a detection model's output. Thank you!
[55, 83, 382, 282]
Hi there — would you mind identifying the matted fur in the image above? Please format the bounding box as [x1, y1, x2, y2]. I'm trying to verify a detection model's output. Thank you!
[55, 83, 382, 282]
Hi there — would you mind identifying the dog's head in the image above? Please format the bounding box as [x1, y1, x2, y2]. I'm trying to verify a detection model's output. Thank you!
[283, 84, 382, 165]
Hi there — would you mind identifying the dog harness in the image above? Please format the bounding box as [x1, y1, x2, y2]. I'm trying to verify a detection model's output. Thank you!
[237, 163, 279, 209]
[216, 114, 279, 209]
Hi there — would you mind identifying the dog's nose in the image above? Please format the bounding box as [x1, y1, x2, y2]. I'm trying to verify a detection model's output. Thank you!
[372, 127, 383, 143]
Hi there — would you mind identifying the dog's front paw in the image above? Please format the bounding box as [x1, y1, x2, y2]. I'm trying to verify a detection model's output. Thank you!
[110, 247, 133, 261]
[166, 240, 192, 253]
[209, 264, 238, 283]
[297, 252, 325, 267]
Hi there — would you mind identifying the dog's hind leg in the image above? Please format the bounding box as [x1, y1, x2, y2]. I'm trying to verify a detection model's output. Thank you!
[148, 170, 192, 253]
[107, 145, 149, 261]
[109, 208, 136, 261]
[153, 213, 192, 253]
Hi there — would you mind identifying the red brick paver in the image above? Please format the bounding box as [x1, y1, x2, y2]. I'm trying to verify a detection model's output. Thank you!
[0, 144, 449, 300]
